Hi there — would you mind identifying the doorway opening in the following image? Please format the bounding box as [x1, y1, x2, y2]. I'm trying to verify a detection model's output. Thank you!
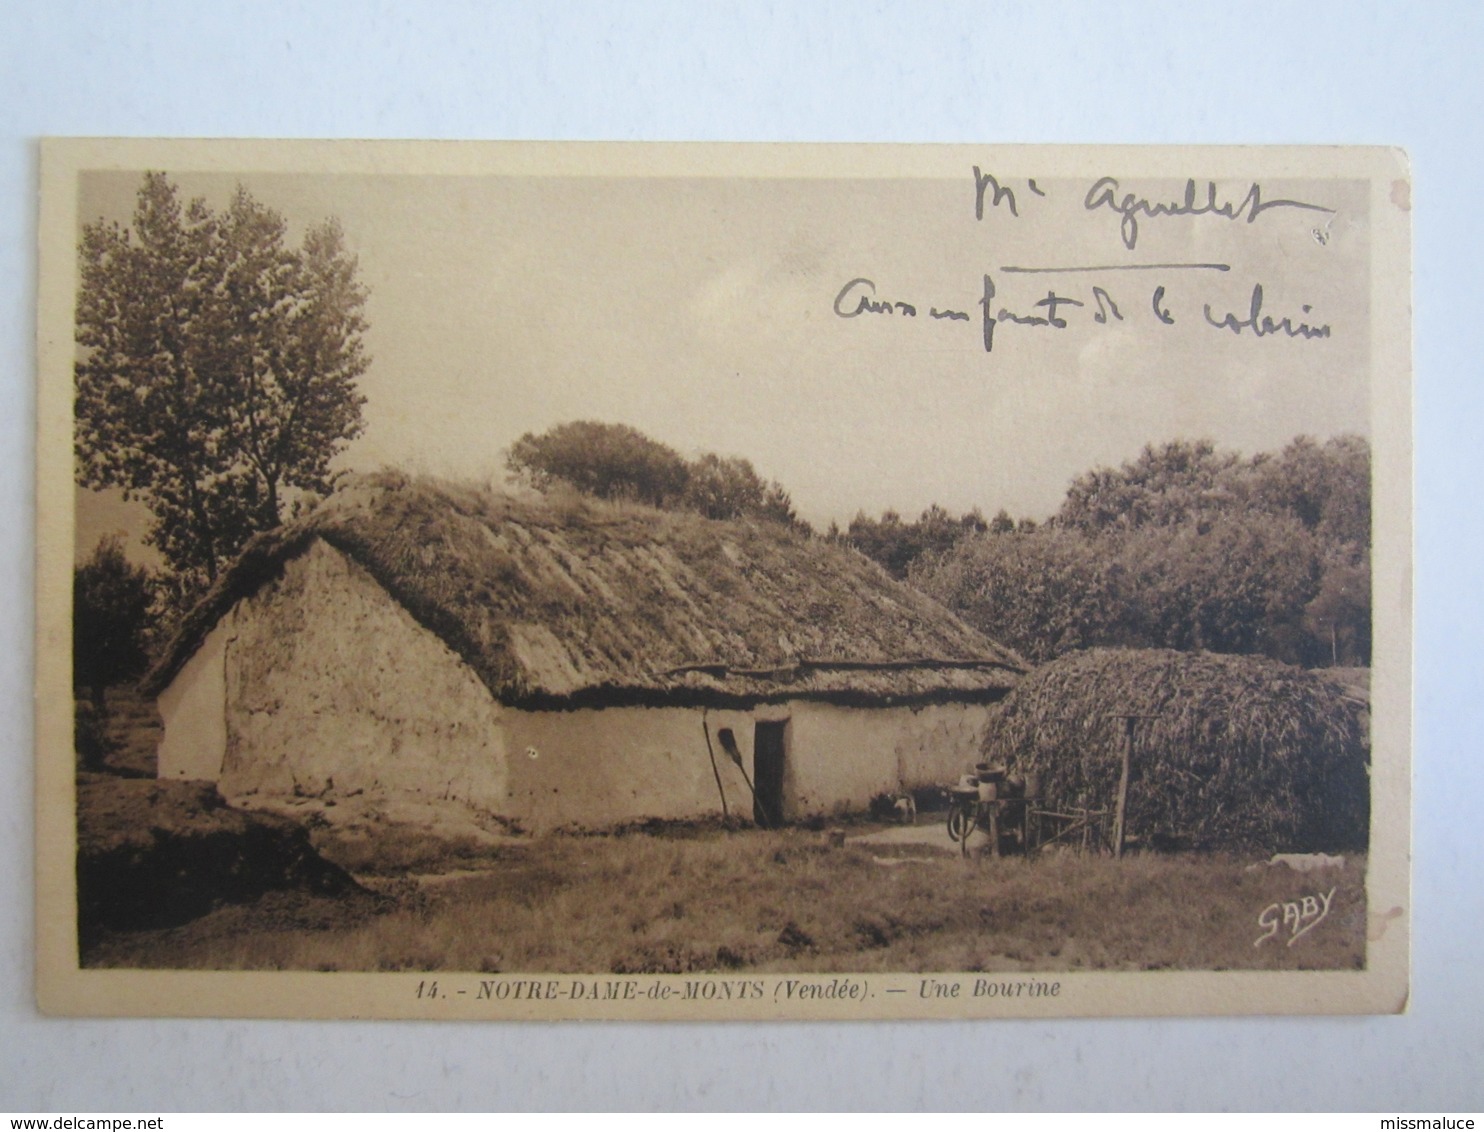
[753, 720, 787, 827]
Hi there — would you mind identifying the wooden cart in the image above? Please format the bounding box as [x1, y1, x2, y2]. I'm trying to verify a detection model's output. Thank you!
[947, 766, 1111, 858]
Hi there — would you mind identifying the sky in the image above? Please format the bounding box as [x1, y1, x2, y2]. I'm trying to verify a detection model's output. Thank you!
[73, 159, 1372, 561]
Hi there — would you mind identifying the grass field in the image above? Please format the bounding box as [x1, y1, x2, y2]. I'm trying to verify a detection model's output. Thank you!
[82, 820, 1368, 974]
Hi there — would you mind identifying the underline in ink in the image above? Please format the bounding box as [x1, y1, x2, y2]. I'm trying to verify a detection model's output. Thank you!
[1000, 262, 1231, 274]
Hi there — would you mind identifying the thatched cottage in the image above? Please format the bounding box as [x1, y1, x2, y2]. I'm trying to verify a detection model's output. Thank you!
[143, 473, 1025, 831]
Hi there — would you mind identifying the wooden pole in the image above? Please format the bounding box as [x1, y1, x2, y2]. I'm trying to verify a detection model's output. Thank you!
[734, 756, 766, 826]
[1112, 715, 1134, 858]
[701, 720, 729, 820]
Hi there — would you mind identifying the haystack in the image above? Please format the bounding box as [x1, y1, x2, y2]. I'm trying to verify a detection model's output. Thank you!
[983, 648, 1369, 852]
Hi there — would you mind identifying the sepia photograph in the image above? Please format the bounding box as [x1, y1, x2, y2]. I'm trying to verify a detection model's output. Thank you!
[34, 140, 1411, 1020]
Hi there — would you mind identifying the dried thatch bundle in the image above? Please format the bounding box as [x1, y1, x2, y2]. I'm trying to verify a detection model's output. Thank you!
[983, 648, 1368, 852]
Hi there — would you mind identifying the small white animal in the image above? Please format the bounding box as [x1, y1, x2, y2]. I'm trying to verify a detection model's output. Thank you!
[891, 793, 917, 825]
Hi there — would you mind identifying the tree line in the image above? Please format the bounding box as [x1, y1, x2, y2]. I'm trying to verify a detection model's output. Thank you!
[853, 436, 1370, 668]
[829, 505, 1035, 580]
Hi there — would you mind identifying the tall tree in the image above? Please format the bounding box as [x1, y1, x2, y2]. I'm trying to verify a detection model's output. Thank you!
[1056, 439, 1243, 533]
[75, 173, 369, 597]
[1251, 434, 1372, 549]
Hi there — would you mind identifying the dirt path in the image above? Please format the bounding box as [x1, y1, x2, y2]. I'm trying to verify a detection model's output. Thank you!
[847, 816, 958, 856]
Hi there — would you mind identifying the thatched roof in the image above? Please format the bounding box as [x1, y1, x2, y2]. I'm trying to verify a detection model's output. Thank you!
[145, 472, 1025, 708]
[984, 648, 1369, 852]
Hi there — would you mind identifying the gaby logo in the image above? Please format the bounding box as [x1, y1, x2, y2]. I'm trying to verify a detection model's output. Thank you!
[1254, 887, 1338, 947]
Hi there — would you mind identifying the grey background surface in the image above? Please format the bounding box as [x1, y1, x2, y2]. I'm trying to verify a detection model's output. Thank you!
[2, 1, 1479, 1112]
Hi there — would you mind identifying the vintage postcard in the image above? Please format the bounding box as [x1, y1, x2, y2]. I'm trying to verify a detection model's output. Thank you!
[35, 140, 1411, 1019]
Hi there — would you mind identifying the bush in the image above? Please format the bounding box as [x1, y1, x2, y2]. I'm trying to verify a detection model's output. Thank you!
[74, 535, 155, 706]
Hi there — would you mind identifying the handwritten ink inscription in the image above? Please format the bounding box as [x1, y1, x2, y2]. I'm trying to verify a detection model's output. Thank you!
[1254, 886, 1338, 947]
[834, 275, 1330, 353]
[1083, 176, 1336, 250]
[834, 170, 1337, 355]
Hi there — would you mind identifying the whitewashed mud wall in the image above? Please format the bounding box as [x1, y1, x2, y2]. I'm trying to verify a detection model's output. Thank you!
[502, 699, 994, 830]
[891, 702, 996, 786]
[787, 702, 994, 816]
[157, 621, 229, 781]
[501, 706, 757, 830]
[215, 539, 509, 806]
